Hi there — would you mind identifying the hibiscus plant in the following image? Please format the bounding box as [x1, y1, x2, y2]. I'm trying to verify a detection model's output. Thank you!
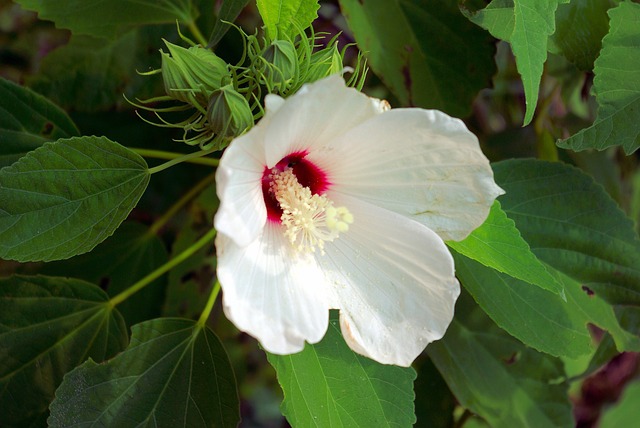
[1, 0, 639, 427]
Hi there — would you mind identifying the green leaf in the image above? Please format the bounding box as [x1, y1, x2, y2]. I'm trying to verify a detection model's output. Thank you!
[340, 0, 496, 117]
[448, 200, 564, 296]
[428, 294, 574, 428]
[208, 0, 251, 48]
[13, 0, 199, 40]
[40, 222, 169, 326]
[455, 252, 640, 358]
[413, 357, 455, 428]
[493, 159, 640, 310]
[462, 0, 515, 41]
[558, 1, 640, 154]
[256, 0, 319, 40]
[27, 26, 168, 112]
[511, 0, 566, 125]
[267, 312, 417, 427]
[0, 136, 150, 262]
[548, 0, 615, 71]
[0, 78, 79, 168]
[0, 275, 127, 427]
[48, 318, 240, 428]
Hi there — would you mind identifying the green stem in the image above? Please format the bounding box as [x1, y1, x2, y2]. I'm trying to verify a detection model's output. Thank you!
[109, 227, 217, 307]
[132, 148, 220, 168]
[188, 21, 208, 46]
[148, 172, 217, 235]
[197, 280, 221, 327]
[146, 148, 219, 174]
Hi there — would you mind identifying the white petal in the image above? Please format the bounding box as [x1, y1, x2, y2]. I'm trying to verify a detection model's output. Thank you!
[214, 123, 267, 247]
[309, 109, 504, 241]
[216, 225, 330, 354]
[317, 195, 460, 366]
[263, 75, 381, 168]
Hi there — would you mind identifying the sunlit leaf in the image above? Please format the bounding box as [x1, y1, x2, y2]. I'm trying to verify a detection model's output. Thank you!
[558, 1, 640, 154]
[448, 200, 563, 296]
[0, 78, 79, 168]
[256, 0, 319, 40]
[41, 222, 169, 326]
[0, 275, 127, 427]
[13, 0, 199, 40]
[463, 0, 515, 41]
[455, 252, 640, 358]
[428, 294, 574, 427]
[340, 0, 495, 117]
[511, 0, 567, 125]
[267, 312, 416, 427]
[494, 159, 640, 308]
[0, 136, 150, 262]
[48, 318, 240, 428]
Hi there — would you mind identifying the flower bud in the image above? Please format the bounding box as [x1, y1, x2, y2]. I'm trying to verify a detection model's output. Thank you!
[207, 85, 254, 137]
[161, 40, 230, 106]
[306, 43, 343, 83]
[261, 39, 298, 88]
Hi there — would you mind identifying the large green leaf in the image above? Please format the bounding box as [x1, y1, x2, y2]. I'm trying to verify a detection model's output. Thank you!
[558, 1, 640, 154]
[493, 159, 640, 310]
[339, 0, 496, 117]
[0, 136, 150, 262]
[13, 0, 198, 40]
[0, 78, 79, 168]
[28, 26, 168, 112]
[267, 312, 417, 427]
[41, 222, 169, 326]
[48, 318, 240, 428]
[256, 0, 319, 40]
[455, 252, 640, 358]
[428, 294, 574, 428]
[447, 200, 563, 296]
[463, 0, 515, 41]
[0, 275, 127, 427]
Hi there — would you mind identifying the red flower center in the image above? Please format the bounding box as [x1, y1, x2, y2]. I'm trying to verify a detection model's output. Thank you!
[262, 151, 330, 222]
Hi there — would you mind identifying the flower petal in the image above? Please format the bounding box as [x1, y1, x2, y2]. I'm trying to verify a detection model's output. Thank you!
[317, 195, 460, 366]
[262, 75, 381, 168]
[309, 109, 504, 241]
[214, 125, 267, 247]
[216, 225, 330, 354]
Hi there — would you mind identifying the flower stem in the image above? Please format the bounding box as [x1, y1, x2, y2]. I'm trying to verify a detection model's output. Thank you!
[197, 280, 221, 327]
[109, 227, 217, 307]
[145, 148, 219, 174]
[188, 21, 208, 46]
[132, 148, 220, 168]
[148, 172, 217, 235]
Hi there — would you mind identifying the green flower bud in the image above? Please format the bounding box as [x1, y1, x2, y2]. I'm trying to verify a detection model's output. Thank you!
[261, 39, 298, 88]
[161, 40, 230, 106]
[207, 85, 254, 138]
[306, 43, 343, 83]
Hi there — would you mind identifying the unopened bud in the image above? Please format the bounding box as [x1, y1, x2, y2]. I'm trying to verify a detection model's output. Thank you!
[161, 40, 230, 106]
[207, 85, 254, 137]
[262, 39, 298, 88]
[306, 44, 343, 83]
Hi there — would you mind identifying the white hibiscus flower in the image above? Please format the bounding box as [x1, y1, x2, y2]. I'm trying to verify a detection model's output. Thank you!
[214, 75, 503, 366]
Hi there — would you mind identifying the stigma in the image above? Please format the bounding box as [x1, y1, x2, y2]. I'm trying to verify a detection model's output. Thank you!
[269, 168, 353, 254]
